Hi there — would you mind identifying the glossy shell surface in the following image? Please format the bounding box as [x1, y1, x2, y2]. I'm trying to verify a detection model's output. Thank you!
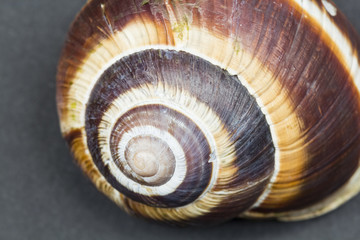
[57, 0, 360, 225]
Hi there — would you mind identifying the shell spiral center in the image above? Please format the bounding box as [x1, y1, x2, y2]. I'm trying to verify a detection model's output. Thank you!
[84, 49, 275, 211]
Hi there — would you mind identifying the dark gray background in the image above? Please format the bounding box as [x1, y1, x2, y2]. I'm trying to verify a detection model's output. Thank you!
[1, 0, 360, 239]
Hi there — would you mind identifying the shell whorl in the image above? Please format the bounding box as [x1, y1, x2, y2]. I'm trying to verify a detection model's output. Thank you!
[57, 0, 360, 225]
[84, 49, 274, 220]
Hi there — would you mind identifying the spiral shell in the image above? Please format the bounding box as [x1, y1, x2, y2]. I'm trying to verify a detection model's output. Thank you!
[57, 0, 360, 225]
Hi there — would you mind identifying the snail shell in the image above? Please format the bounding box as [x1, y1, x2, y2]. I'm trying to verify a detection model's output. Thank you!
[57, 0, 360, 226]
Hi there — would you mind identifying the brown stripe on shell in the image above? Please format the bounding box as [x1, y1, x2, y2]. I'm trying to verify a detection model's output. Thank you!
[291, 0, 360, 62]
[326, 3, 360, 61]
